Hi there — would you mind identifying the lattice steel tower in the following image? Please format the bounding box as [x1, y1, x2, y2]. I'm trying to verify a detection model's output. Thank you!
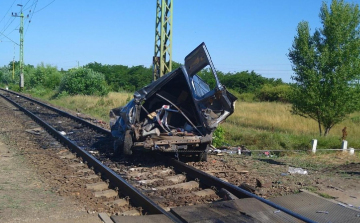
[153, 0, 173, 81]
[12, 4, 24, 89]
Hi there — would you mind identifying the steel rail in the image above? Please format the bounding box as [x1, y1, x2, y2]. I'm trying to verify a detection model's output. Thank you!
[0, 89, 182, 223]
[1, 88, 315, 222]
[168, 158, 316, 223]
[1, 88, 110, 135]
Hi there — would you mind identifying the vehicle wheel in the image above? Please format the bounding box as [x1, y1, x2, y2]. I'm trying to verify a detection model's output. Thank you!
[198, 144, 209, 162]
[199, 151, 208, 161]
[113, 139, 121, 155]
[123, 130, 133, 155]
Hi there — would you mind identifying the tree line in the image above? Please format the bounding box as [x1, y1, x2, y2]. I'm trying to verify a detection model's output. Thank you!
[0, 60, 290, 102]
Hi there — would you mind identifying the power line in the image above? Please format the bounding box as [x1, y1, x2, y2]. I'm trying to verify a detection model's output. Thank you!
[1, 16, 16, 34]
[23, 0, 32, 8]
[24, 1, 37, 11]
[0, 30, 19, 45]
[24, 0, 38, 36]
[1, 26, 20, 41]
[0, 0, 16, 24]
[35, 0, 56, 14]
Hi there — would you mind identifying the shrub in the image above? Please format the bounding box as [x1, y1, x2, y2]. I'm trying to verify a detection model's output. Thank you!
[257, 84, 291, 102]
[27, 63, 62, 89]
[58, 68, 109, 96]
[237, 93, 257, 102]
[213, 125, 225, 148]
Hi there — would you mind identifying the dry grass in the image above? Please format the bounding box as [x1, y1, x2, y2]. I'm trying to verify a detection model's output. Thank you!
[48, 92, 133, 121]
[36, 91, 360, 150]
[227, 102, 360, 138]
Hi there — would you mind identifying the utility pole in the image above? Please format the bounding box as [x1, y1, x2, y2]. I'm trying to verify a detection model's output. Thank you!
[12, 4, 24, 90]
[153, 0, 173, 81]
[13, 44, 15, 80]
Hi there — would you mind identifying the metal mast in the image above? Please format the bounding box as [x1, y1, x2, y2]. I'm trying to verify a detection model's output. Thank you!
[12, 4, 24, 89]
[153, 0, 173, 81]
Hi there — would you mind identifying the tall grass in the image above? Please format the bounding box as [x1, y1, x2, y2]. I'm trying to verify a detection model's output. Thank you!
[36, 92, 132, 122]
[224, 102, 360, 150]
[30, 91, 360, 151]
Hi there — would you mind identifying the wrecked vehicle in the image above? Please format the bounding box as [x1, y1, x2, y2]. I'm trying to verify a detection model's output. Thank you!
[110, 42, 237, 161]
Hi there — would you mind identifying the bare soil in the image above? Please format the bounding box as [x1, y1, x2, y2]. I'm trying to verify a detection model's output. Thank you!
[0, 98, 102, 223]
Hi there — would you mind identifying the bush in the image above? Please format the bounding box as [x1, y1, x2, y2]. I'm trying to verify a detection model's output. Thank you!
[237, 93, 257, 102]
[27, 63, 62, 89]
[0, 66, 18, 86]
[257, 84, 291, 102]
[213, 125, 225, 148]
[58, 68, 109, 96]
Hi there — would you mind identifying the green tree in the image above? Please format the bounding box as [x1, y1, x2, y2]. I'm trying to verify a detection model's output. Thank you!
[59, 67, 109, 96]
[27, 63, 61, 89]
[288, 0, 360, 136]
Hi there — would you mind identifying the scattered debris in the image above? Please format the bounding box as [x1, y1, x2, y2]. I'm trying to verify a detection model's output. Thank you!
[94, 120, 106, 124]
[208, 145, 251, 156]
[25, 128, 43, 135]
[328, 185, 344, 192]
[256, 179, 262, 188]
[288, 167, 308, 175]
[207, 170, 249, 174]
[219, 188, 239, 201]
[240, 183, 256, 193]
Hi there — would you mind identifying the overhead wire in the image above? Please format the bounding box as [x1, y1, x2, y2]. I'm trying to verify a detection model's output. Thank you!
[1, 17, 16, 36]
[24, 1, 38, 11]
[0, 30, 19, 45]
[23, 0, 32, 9]
[34, 0, 56, 14]
[0, 0, 17, 24]
[24, 0, 38, 36]
[6, 25, 20, 36]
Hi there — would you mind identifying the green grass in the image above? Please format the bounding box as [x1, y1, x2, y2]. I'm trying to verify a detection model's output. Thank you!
[223, 101, 360, 150]
[318, 192, 335, 199]
[24, 90, 360, 152]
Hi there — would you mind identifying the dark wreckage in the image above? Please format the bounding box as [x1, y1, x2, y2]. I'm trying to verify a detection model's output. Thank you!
[110, 42, 237, 161]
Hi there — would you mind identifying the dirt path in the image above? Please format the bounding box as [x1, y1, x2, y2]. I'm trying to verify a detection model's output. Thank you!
[0, 97, 102, 223]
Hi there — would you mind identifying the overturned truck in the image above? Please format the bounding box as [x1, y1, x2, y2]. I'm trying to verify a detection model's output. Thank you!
[110, 42, 237, 161]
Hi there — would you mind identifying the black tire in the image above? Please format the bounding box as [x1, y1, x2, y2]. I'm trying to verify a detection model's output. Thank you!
[123, 130, 133, 155]
[198, 144, 210, 162]
[113, 139, 121, 155]
[199, 151, 208, 161]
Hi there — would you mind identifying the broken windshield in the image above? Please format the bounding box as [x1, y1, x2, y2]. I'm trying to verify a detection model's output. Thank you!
[192, 75, 210, 97]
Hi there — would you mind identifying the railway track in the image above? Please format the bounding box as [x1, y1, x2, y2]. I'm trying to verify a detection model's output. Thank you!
[0, 88, 315, 223]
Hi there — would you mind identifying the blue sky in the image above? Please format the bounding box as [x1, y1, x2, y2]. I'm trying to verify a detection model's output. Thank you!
[1, 0, 358, 82]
